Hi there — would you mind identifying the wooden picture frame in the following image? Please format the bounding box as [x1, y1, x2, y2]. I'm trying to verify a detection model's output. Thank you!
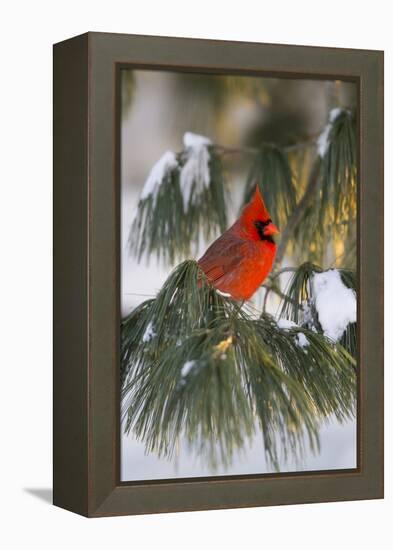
[53, 32, 384, 517]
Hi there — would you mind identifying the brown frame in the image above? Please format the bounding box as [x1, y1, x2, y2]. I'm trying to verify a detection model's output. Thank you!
[53, 32, 384, 517]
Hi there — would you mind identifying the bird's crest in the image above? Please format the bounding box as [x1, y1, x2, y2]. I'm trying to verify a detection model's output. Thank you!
[238, 185, 277, 241]
[242, 185, 271, 222]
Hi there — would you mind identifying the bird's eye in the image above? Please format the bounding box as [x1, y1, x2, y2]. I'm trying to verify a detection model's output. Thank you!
[254, 219, 272, 229]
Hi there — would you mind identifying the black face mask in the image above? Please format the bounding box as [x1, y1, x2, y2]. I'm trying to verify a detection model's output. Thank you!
[254, 219, 275, 243]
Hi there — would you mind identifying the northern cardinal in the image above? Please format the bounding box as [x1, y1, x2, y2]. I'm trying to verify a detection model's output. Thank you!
[198, 186, 279, 301]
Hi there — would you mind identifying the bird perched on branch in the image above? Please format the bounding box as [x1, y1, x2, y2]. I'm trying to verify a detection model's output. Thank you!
[198, 186, 279, 300]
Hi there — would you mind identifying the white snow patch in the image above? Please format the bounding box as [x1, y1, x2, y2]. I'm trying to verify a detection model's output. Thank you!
[296, 332, 309, 349]
[142, 321, 156, 343]
[312, 269, 356, 342]
[181, 360, 197, 378]
[180, 132, 212, 212]
[140, 151, 178, 206]
[277, 318, 297, 330]
[317, 107, 343, 157]
[277, 318, 309, 349]
[183, 132, 212, 148]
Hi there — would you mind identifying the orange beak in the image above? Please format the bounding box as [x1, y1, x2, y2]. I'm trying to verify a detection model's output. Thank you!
[263, 221, 279, 236]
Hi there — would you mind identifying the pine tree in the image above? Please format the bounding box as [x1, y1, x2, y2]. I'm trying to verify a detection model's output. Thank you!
[122, 89, 357, 470]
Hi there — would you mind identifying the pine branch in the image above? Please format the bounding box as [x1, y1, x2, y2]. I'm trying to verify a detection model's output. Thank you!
[292, 109, 357, 267]
[121, 260, 356, 470]
[129, 144, 227, 265]
[279, 262, 357, 357]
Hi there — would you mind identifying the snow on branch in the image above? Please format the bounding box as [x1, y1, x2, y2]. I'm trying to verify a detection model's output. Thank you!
[138, 132, 213, 212]
[277, 318, 310, 349]
[278, 262, 357, 356]
[129, 132, 227, 265]
[312, 269, 356, 342]
[140, 151, 178, 206]
[180, 132, 212, 211]
[317, 107, 343, 157]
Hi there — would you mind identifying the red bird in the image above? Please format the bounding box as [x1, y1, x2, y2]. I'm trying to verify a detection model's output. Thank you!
[198, 186, 279, 301]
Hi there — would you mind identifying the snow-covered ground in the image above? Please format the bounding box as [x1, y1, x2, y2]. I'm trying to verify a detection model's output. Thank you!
[121, 417, 356, 481]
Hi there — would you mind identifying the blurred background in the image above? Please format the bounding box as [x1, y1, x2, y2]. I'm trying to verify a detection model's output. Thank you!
[120, 68, 357, 481]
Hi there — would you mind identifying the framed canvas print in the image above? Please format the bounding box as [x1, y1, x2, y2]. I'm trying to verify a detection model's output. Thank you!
[53, 32, 384, 517]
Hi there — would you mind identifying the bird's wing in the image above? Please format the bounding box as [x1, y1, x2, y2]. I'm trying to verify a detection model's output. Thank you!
[198, 233, 251, 283]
